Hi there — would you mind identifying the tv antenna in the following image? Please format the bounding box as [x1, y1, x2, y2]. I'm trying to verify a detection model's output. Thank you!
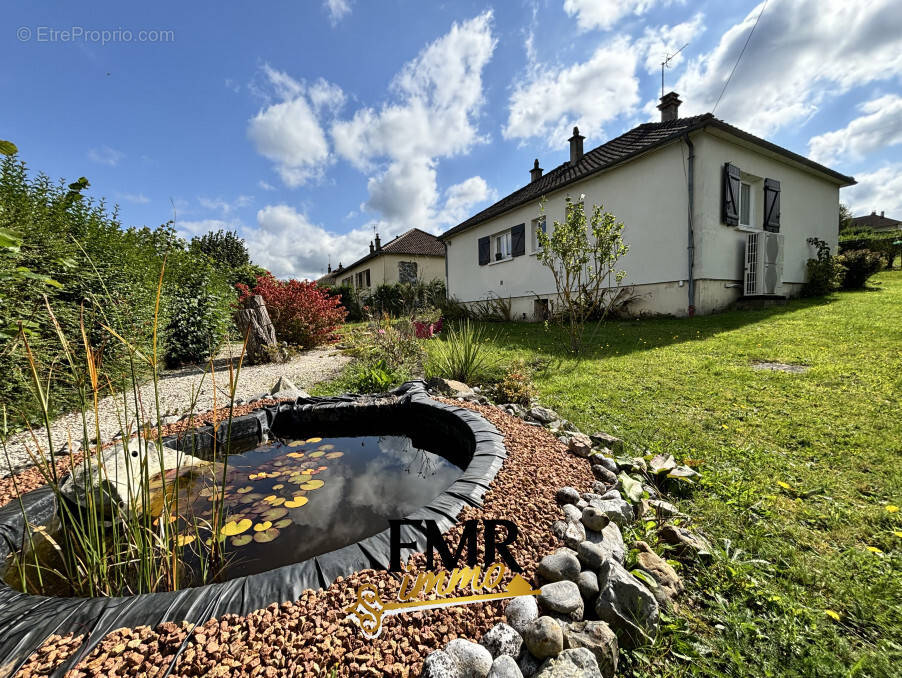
[661, 43, 689, 97]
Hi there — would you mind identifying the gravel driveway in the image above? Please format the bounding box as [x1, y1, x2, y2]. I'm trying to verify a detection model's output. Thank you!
[0, 345, 350, 477]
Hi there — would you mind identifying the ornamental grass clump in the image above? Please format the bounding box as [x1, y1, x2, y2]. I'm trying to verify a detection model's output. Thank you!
[426, 319, 495, 384]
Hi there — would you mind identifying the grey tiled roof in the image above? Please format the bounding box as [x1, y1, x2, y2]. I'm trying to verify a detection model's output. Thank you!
[321, 228, 444, 281]
[441, 113, 855, 239]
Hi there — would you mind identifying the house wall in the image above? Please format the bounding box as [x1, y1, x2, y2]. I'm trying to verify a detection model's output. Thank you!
[332, 253, 445, 290]
[692, 131, 841, 287]
[445, 141, 691, 311]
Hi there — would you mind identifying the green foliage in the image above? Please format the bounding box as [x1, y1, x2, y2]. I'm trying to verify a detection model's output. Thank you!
[344, 358, 400, 393]
[536, 196, 629, 352]
[426, 319, 494, 384]
[323, 284, 364, 321]
[839, 230, 902, 269]
[188, 229, 266, 289]
[838, 202, 854, 232]
[803, 237, 844, 296]
[488, 360, 535, 405]
[361, 279, 446, 318]
[836, 249, 884, 289]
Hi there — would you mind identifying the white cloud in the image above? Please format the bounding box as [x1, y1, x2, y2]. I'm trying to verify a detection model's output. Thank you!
[843, 165, 902, 218]
[439, 176, 496, 225]
[247, 66, 345, 187]
[198, 195, 253, 215]
[324, 0, 351, 26]
[244, 205, 375, 280]
[563, 0, 662, 31]
[808, 95, 902, 166]
[636, 13, 705, 75]
[116, 192, 149, 204]
[87, 145, 125, 166]
[331, 11, 497, 228]
[258, 180, 276, 191]
[670, 0, 902, 136]
[176, 218, 232, 239]
[504, 38, 640, 146]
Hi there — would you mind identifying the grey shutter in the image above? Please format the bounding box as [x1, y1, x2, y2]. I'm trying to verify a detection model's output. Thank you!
[478, 236, 490, 265]
[722, 162, 741, 226]
[511, 223, 526, 257]
[763, 178, 781, 232]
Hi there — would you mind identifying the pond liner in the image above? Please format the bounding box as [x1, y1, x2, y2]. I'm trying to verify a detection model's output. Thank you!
[0, 381, 506, 675]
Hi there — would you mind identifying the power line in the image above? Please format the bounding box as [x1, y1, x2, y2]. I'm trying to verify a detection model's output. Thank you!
[713, 0, 768, 115]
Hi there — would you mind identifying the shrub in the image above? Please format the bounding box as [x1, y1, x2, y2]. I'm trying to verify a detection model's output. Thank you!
[489, 361, 535, 405]
[360, 280, 447, 318]
[839, 230, 902, 268]
[836, 249, 883, 289]
[323, 284, 364, 321]
[426, 319, 494, 384]
[344, 358, 401, 393]
[237, 273, 347, 348]
[803, 238, 844, 297]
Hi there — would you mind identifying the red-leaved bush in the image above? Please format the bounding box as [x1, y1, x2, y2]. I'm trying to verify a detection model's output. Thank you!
[237, 273, 347, 348]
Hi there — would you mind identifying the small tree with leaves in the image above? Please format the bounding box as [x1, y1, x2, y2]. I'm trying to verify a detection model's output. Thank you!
[536, 196, 629, 353]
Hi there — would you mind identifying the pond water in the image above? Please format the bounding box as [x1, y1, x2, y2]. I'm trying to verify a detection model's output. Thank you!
[165, 429, 464, 584]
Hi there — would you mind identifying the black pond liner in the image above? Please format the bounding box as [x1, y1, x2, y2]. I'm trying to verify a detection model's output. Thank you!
[0, 381, 506, 674]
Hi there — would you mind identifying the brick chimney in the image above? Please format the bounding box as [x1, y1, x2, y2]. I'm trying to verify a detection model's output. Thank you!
[881, 211, 885, 218]
[369, 241, 374, 254]
[375, 233, 382, 251]
[568, 127, 584, 165]
[657, 91, 682, 122]
[530, 158, 543, 182]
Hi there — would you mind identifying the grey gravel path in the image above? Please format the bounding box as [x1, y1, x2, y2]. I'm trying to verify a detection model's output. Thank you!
[0, 345, 350, 477]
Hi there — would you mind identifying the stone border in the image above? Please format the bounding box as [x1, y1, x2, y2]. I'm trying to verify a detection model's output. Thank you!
[0, 381, 506, 667]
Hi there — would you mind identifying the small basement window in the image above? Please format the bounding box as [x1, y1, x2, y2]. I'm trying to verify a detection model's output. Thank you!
[492, 230, 512, 261]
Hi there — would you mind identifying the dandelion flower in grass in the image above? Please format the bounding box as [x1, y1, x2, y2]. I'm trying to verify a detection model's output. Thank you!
[894, 531, 902, 538]
[824, 609, 841, 622]
[866, 546, 883, 554]
[886, 505, 899, 513]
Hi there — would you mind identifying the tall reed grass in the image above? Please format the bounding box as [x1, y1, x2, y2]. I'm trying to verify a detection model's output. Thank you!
[425, 319, 495, 385]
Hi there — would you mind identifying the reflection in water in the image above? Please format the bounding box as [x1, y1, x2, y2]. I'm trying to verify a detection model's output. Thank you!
[170, 431, 463, 583]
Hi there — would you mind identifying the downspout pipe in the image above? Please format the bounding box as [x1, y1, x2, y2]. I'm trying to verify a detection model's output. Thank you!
[684, 133, 696, 317]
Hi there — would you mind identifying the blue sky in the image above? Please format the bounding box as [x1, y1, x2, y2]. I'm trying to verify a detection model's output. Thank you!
[4, 0, 901, 279]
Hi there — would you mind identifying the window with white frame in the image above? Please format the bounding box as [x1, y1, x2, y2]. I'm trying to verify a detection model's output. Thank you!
[492, 229, 511, 261]
[739, 182, 752, 228]
[531, 216, 546, 252]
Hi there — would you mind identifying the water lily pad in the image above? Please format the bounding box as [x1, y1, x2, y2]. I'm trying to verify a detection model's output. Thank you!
[254, 520, 273, 531]
[264, 495, 277, 502]
[308, 451, 325, 458]
[306, 437, 322, 443]
[253, 527, 280, 543]
[221, 518, 252, 536]
[300, 479, 324, 491]
[231, 534, 253, 546]
[325, 452, 344, 459]
[236, 486, 253, 494]
[177, 534, 196, 547]
[284, 497, 309, 508]
[287, 452, 305, 459]
[317, 444, 335, 451]
[272, 484, 284, 490]
[262, 507, 289, 521]
[268, 497, 286, 507]
[274, 517, 292, 528]
[288, 440, 305, 447]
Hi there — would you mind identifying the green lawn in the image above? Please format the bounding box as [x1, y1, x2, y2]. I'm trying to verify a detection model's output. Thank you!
[430, 272, 902, 677]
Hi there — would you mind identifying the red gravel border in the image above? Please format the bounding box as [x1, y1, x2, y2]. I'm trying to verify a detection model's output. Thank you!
[14, 400, 595, 677]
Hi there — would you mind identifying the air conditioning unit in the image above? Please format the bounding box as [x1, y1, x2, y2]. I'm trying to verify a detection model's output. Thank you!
[744, 231, 784, 295]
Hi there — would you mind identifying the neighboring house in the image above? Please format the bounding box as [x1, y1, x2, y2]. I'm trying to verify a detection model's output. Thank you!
[318, 228, 445, 290]
[849, 211, 902, 233]
[440, 92, 856, 318]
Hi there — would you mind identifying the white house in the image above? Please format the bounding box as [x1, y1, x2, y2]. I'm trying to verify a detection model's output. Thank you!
[440, 92, 856, 318]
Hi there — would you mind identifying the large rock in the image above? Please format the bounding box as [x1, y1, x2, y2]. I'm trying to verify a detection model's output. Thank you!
[562, 621, 618, 678]
[504, 596, 539, 635]
[589, 432, 623, 454]
[592, 455, 619, 475]
[562, 520, 587, 550]
[522, 616, 563, 659]
[480, 623, 523, 659]
[60, 438, 205, 516]
[594, 559, 659, 649]
[534, 648, 602, 678]
[270, 376, 310, 399]
[501, 403, 528, 419]
[421, 649, 463, 678]
[580, 506, 610, 532]
[583, 522, 626, 564]
[446, 638, 493, 678]
[561, 504, 582, 523]
[528, 406, 560, 425]
[586, 497, 634, 526]
[658, 525, 713, 561]
[537, 550, 581, 583]
[647, 499, 680, 517]
[635, 541, 683, 607]
[537, 581, 584, 621]
[554, 487, 581, 506]
[429, 378, 476, 399]
[567, 433, 594, 458]
[487, 655, 523, 678]
[591, 465, 617, 485]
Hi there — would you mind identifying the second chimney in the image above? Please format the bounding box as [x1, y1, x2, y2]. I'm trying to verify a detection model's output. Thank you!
[375, 233, 381, 251]
[568, 127, 584, 165]
[530, 158, 543, 182]
[657, 91, 682, 122]
[369, 241, 375, 254]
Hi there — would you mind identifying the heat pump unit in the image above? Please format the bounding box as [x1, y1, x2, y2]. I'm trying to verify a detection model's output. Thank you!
[744, 231, 784, 295]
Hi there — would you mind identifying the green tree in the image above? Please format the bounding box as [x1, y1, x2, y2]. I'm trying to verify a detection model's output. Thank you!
[839, 203, 854, 233]
[536, 196, 629, 353]
[189, 228, 266, 288]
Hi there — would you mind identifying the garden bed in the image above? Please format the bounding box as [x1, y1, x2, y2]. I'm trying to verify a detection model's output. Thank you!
[12, 399, 589, 677]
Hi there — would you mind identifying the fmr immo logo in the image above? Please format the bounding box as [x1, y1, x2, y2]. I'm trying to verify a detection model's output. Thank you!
[345, 519, 540, 639]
